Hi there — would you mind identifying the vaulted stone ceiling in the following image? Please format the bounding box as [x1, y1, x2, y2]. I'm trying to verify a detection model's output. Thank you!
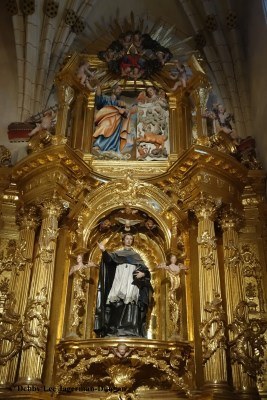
[1, 0, 267, 169]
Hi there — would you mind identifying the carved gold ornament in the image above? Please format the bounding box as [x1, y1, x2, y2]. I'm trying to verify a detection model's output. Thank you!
[22, 287, 49, 359]
[0, 239, 32, 275]
[229, 301, 267, 377]
[224, 240, 241, 272]
[38, 227, 59, 264]
[0, 282, 23, 365]
[197, 230, 217, 270]
[200, 292, 226, 363]
[68, 269, 87, 336]
[55, 340, 193, 395]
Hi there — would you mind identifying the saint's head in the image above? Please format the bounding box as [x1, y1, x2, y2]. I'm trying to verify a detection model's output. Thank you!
[112, 84, 123, 98]
[170, 254, 177, 265]
[146, 86, 157, 98]
[122, 233, 134, 247]
[76, 254, 84, 264]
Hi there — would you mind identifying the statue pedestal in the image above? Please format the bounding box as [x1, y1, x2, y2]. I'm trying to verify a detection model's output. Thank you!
[55, 338, 193, 398]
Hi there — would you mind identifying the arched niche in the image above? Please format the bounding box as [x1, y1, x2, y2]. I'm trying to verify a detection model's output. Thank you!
[63, 177, 190, 343]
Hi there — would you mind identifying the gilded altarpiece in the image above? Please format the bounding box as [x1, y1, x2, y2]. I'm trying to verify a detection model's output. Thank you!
[0, 42, 267, 400]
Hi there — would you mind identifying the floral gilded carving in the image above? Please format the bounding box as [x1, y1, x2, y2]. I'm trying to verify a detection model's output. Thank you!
[55, 341, 193, 396]
[240, 244, 261, 278]
[0, 239, 32, 275]
[192, 193, 221, 221]
[68, 269, 88, 337]
[22, 287, 49, 359]
[0, 279, 23, 365]
[197, 230, 217, 270]
[229, 301, 267, 377]
[240, 244, 265, 312]
[200, 292, 226, 363]
[224, 240, 241, 272]
[38, 227, 59, 264]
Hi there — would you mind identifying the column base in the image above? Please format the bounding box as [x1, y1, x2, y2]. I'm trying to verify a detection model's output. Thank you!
[235, 389, 261, 400]
[0, 390, 51, 400]
[201, 382, 234, 399]
[14, 378, 43, 387]
[63, 333, 80, 340]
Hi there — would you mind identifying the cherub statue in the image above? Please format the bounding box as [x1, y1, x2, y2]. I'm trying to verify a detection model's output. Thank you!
[157, 254, 188, 276]
[99, 218, 112, 232]
[119, 205, 139, 216]
[28, 109, 56, 137]
[169, 59, 187, 91]
[144, 219, 157, 230]
[76, 60, 96, 91]
[111, 343, 133, 359]
[69, 254, 97, 276]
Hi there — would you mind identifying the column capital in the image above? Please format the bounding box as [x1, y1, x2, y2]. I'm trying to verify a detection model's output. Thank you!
[191, 85, 211, 108]
[16, 205, 40, 230]
[192, 193, 222, 221]
[56, 83, 74, 106]
[219, 205, 244, 231]
[39, 193, 68, 219]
